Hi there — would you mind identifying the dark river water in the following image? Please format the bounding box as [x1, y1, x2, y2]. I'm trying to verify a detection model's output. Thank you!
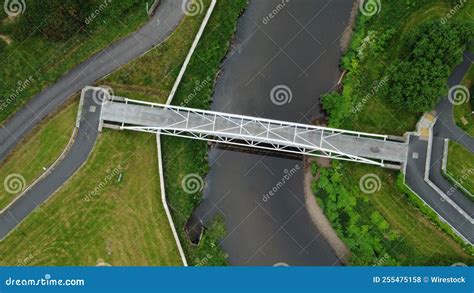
[194, 0, 354, 266]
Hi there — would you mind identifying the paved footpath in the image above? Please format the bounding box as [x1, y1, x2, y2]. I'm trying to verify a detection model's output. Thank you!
[0, 1, 187, 239]
[405, 52, 474, 244]
[0, 0, 188, 163]
[0, 89, 102, 239]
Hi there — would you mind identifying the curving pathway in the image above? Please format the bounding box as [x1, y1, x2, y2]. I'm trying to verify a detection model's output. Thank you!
[0, 1, 188, 239]
[0, 89, 102, 239]
[406, 52, 474, 244]
[0, 0, 188, 163]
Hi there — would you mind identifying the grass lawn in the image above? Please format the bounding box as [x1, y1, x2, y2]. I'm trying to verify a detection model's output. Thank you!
[446, 141, 474, 199]
[453, 65, 474, 137]
[0, 0, 246, 266]
[0, 130, 182, 266]
[318, 0, 474, 264]
[0, 99, 77, 210]
[0, 0, 149, 123]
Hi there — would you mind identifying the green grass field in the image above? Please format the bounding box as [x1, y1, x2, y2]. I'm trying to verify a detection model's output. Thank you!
[0, 130, 182, 266]
[453, 65, 474, 137]
[0, 99, 77, 210]
[0, 1, 148, 123]
[446, 141, 474, 199]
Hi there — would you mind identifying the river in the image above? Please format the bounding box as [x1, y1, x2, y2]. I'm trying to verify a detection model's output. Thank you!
[194, 0, 354, 266]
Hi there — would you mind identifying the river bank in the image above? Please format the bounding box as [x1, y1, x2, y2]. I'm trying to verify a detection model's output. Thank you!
[194, 0, 355, 265]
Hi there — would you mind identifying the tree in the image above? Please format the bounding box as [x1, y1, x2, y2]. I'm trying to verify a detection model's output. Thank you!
[322, 92, 350, 127]
[385, 20, 473, 112]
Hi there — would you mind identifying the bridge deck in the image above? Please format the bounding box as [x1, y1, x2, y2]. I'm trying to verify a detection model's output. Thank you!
[100, 98, 408, 166]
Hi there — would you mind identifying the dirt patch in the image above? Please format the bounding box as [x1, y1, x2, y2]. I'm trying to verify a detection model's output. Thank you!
[303, 156, 350, 264]
[340, 0, 362, 53]
[0, 34, 12, 45]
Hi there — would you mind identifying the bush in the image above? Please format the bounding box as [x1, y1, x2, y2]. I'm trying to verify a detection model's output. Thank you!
[322, 92, 349, 128]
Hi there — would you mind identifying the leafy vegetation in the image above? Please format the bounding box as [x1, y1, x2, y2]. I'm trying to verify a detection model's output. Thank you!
[319, 0, 474, 265]
[312, 162, 472, 265]
[446, 141, 474, 199]
[386, 21, 472, 112]
[0, 0, 149, 123]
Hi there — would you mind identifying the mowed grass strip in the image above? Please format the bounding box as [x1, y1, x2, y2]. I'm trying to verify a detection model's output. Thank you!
[446, 141, 474, 198]
[0, 99, 77, 210]
[0, 130, 181, 266]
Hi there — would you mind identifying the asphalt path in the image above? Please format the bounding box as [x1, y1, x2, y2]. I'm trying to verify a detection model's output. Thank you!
[0, 89, 101, 239]
[405, 52, 474, 244]
[0, 0, 188, 163]
[406, 135, 474, 244]
[0, 1, 187, 239]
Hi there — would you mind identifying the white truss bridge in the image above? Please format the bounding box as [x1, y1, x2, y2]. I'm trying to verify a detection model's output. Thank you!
[99, 96, 408, 168]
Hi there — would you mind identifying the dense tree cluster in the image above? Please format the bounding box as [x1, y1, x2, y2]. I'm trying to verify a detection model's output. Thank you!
[386, 21, 473, 112]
